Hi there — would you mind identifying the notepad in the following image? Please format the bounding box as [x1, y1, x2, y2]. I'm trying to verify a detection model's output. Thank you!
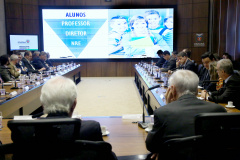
[14, 115, 33, 120]
[122, 114, 142, 120]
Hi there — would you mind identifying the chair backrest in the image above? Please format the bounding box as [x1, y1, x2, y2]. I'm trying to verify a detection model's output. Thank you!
[8, 118, 81, 144]
[195, 112, 240, 142]
[7, 118, 82, 160]
[68, 140, 117, 160]
[195, 113, 240, 160]
[162, 135, 202, 160]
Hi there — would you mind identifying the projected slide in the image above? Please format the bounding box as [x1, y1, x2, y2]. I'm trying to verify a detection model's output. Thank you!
[10, 35, 38, 51]
[42, 8, 174, 58]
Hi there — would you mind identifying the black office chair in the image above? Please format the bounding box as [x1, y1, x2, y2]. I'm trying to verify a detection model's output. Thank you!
[7, 118, 117, 160]
[161, 113, 240, 160]
[195, 112, 240, 160]
[162, 135, 202, 160]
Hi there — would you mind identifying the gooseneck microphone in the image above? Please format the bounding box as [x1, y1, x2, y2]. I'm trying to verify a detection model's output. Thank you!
[138, 85, 160, 129]
[148, 85, 160, 91]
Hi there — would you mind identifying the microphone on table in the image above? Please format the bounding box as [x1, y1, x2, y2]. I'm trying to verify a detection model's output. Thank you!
[138, 85, 160, 129]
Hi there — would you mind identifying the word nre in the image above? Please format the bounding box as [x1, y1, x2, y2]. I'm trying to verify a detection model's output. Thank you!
[66, 12, 86, 17]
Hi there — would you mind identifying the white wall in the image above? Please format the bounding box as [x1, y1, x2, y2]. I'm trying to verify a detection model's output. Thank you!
[0, 0, 6, 56]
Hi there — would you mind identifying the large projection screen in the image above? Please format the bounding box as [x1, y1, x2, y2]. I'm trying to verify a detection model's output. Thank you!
[41, 7, 175, 59]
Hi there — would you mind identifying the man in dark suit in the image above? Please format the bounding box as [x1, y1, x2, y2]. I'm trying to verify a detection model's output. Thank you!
[155, 50, 165, 68]
[32, 51, 49, 71]
[22, 51, 45, 73]
[46, 52, 53, 67]
[160, 50, 176, 72]
[202, 59, 240, 109]
[199, 52, 218, 91]
[176, 51, 196, 72]
[145, 70, 226, 159]
[40, 76, 103, 141]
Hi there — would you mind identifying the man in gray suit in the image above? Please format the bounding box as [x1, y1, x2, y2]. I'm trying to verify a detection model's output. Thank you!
[145, 70, 226, 159]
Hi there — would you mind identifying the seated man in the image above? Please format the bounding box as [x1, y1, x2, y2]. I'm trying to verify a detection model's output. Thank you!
[32, 51, 40, 61]
[40, 76, 103, 141]
[22, 51, 45, 73]
[176, 51, 196, 72]
[155, 50, 165, 68]
[15, 52, 27, 74]
[199, 52, 218, 92]
[32, 51, 49, 71]
[8, 54, 21, 79]
[45, 52, 53, 67]
[145, 70, 226, 158]
[182, 48, 192, 60]
[202, 59, 240, 109]
[0, 55, 12, 82]
[160, 50, 176, 72]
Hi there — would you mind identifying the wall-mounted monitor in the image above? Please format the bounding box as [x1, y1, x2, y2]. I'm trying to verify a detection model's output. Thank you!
[40, 7, 176, 59]
[9, 34, 39, 51]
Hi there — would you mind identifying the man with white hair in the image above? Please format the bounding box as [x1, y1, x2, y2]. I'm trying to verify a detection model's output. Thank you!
[202, 59, 240, 108]
[145, 70, 226, 159]
[8, 54, 21, 78]
[40, 76, 103, 141]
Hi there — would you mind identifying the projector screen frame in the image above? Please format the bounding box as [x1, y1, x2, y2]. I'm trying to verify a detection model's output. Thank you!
[39, 5, 177, 61]
[7, 34, 39, 53]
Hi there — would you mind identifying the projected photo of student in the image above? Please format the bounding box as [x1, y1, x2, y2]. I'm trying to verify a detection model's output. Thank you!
[122, 15, 170, 58]
[144, 10, 163, 34]
[159, 16, 173, 47]
[108, 16, 129, 57]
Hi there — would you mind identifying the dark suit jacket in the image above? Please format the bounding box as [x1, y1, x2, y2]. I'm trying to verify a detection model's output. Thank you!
[199, 69, 216, 92]
[46, 112, 103, 141]
[32, 57, 49, 70]
[156, 57, 166, 68]
[16, 61, 27, 74]
[0, 66, 12, 82]
[145, 94, 226, 153]
[179, 59, 196, 72]
[209, 73, 240, 109]
[161, 56, 176, 72]
[46, 59, 53, 67]
[22, 57, 38, 73]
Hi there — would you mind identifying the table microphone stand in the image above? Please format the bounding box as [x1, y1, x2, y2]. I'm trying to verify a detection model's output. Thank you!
[158, 70, 164, 82]
[138, 85, 160, 129]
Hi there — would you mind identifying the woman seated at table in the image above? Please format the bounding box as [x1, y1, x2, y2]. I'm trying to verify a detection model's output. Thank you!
[0, 55, 12, 82]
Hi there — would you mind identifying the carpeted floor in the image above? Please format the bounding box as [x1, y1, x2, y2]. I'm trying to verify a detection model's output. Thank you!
[74, 77, 143, 117]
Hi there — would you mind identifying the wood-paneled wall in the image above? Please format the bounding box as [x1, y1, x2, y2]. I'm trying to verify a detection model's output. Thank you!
[211, 0, 240, 61]
[5, 0, 210, 77]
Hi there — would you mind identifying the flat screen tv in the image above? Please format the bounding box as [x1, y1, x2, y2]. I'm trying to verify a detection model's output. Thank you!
[9, 34, 39, 51]
[40, 6, 176, 59]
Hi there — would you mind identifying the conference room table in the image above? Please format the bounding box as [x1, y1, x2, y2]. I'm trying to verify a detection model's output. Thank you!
[0, 64, 81, 118]
[134, 64, 240, 114]
[0, 117, 150, 159]
[1, 63, 239, 159]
